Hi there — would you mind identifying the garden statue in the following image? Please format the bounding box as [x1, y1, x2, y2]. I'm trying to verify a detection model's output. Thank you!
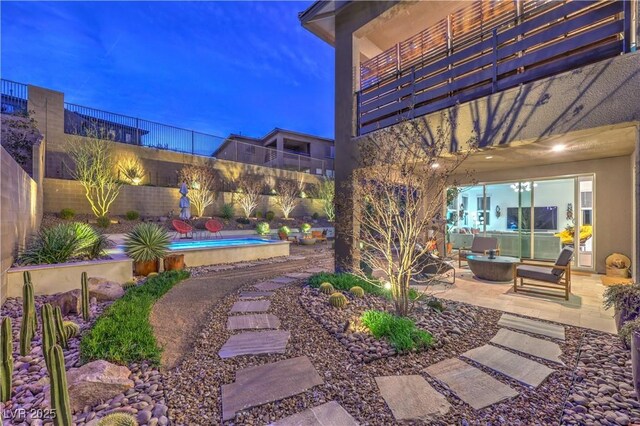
[179, 181, 191, 219]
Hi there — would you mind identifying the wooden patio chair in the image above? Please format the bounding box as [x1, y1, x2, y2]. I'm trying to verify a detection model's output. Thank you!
[458, 236, 500, 267]
[513, 247, 574, 300]
[172, 219, 193, 239]
[205, 218, 223, 239]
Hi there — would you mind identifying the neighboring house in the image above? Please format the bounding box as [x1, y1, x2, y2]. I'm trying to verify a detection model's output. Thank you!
[64, 109, 149, 145]
[213, 128, 335, 176]
[301, 0, 640, 275]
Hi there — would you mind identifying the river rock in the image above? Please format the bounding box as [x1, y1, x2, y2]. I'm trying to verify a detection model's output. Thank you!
[88, 277, 124, 301]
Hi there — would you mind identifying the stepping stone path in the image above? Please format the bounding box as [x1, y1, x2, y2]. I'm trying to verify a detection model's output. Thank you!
[462, 345, 554, 388]
[285, 272, 314, 279]
[218, 330, 290, 358]
[270, 276, 298, 284]
[375, 375, 450, 421]
[273, 401, 358, 426]
[254, 281, 288, 291]
[491, 328, 564, 364]
[239, 291, 274, 299]
[425, 358, 519, 410]
[230, 300, 271, 313]
[306, 267, 328, 273]
[221, 356, 323, 421]
[227, 314, 281, 330]
[498, 313, 565, 340]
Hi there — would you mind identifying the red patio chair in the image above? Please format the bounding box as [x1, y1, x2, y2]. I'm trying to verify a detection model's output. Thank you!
[205, 218, 223, 239]
[172, 219, 193, 239]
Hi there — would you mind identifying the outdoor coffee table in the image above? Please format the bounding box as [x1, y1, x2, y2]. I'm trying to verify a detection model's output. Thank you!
[466, 255, 520, 282]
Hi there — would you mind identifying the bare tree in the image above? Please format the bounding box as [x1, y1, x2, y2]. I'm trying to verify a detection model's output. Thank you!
[347, 113, 476, 316]
[316, 177, 335, 221]
[274, 180, 300, 219]
[234, 174, 263, 218]
[1, 111, 42, 173]
[67, 131, 122, 218]
[178, 165, 218, 217]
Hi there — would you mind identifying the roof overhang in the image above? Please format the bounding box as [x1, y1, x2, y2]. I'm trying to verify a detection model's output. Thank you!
[299, 1, 352, 46]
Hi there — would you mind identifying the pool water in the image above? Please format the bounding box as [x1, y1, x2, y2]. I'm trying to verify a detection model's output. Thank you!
[168, 238, 275, 251]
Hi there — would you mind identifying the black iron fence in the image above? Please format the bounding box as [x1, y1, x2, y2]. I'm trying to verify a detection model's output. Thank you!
[1, 79, 28, 114]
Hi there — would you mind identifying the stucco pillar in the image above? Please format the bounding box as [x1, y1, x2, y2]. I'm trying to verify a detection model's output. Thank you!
[27, 85, 64, 151]
[276, 135, 284, 168]
[635, 125, 640, 279]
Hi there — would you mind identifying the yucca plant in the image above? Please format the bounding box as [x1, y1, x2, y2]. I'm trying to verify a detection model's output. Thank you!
[123, 223, 170, 263]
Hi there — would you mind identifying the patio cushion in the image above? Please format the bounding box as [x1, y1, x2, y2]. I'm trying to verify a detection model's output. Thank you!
[552, 247, 574, 276]
[470, 236, 498, 253]
[516, 265, 560, 283]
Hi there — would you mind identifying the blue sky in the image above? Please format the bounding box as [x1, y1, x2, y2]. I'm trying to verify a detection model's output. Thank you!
[1, 1, 334, 140]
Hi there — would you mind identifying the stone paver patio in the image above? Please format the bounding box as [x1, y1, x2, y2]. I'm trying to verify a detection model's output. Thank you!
[375, 375, 450, 421]
[230, 300, 271, 313]
[425, 358, 519, 410]
[226, 313, 281, 330]
[218, 330, 290, 358]
[221, 356, 323, 420]
[491, 328, 563, 364]
[254, 281, 289, 291]
[273, 401, 358, 426]
[462, 345, 554, 388]
[498, 313, 566, 340]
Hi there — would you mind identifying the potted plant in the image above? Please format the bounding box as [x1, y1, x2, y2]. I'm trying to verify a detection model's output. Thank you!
[256, 221, 270, 237]
[163, 254, 185, 271]
[278, 225, 291, 241]
[621, 318, 640, 400]
[124, 223, 171, 276]
[603, 283, 640, 334]
[299, 223, 316, 245]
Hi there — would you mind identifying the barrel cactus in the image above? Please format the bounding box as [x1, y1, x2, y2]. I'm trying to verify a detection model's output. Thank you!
[97, 413, 139, 426]
[349, 286, 365, 298]
[81, 271, 90, 321]
[63, 321, 80, 339]
[47, 344, 72, 426]
[319, 282, 334, 294]
[1, 317, 13, 402]
[329, 292, 348, 308]
[147, 272, 159, 278]
[121, 281, 136, 290]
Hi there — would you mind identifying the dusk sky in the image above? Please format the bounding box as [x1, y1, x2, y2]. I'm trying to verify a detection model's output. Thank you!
[1, 1, 334, 142]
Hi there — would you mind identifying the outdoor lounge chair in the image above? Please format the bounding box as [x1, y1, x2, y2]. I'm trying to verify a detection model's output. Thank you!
[458, 236, 500, 267]
[414, 251, 456, 284]
[172, 219, 193, 239]
[513, 247, 574, 300]
[205, 218, 223, 239]
[311, 229, 328, 243]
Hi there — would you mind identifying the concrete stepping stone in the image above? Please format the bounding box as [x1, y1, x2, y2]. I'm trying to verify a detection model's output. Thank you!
[273, 401, 358, 426]
[271, 277, 298, 284]
[462, 345, 554, 388]
[491, 328, 564, 364]
[239, 291, 274, 299]
[254, 281, 288, 291]
[218, 330, 290, 358]
[285, 272, 314, 279]
[375, 375, 450, 421]
[221, 356, 323, 421]
[498, 313, 565, 341]
[230, 300, 271, 313]
[306, 267, 329, 273]
[227, 314, 281, 330]
[424, 358, 518, 410]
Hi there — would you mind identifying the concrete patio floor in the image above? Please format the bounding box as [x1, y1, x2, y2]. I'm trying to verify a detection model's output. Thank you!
[414, 267, 616, 334]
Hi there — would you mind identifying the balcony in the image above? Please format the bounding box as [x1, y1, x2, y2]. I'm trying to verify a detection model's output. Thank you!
[357, 0, 636, 135]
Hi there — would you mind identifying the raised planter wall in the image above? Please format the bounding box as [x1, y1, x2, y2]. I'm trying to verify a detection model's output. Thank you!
[175, 241, 290, 268]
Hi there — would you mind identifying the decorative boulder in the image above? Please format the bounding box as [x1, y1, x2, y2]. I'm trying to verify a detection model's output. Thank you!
[51, 289, 82, 315]
[45, 360, 134, 413]
[88, 277, 125, 301]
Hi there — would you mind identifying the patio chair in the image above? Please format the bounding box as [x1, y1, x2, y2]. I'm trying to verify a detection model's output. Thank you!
[205, 218, 223, 239]
[458, 236, 500, 267]
[414, 251, 456, 285]
[513, 247, 574, 300]
[311, 229, 328, 243]
[172, 219, 193, 239]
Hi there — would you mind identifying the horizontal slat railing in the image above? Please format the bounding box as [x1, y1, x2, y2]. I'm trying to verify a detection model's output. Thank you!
[358, 0, 627, 135]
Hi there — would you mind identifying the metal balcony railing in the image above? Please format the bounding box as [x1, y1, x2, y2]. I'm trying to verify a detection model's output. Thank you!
[1, 79, 28, 114]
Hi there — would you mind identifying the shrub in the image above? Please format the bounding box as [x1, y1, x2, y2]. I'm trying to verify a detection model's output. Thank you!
[256, 211, 263, 219]
[81, 270, 190, 364]
[236, 217, 250, 225]
[125, 210, 140, 221]
[308, 273, 421, 301]
[266, 211, 275, 221]
[360, 310, 433, 352]
[221, 203, 234, 220]
[300, 223, 312, 234]
[426, 298, 445, 312]
[18, 222, 110, 265]
[96, 216, 111, 229]
[620, 317, 640, 347]
[312, 212, 319, 220]
[278, 225, 291, 236]
[59, 208, 75, 220]
[256, 222, 270, 236]
[123, 223, 170, 263]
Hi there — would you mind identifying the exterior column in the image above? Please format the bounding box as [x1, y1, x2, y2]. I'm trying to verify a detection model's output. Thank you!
[635, 125, 640, 279]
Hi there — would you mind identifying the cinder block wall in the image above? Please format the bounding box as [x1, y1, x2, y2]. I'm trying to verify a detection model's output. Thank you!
[43, 178, 325, 218]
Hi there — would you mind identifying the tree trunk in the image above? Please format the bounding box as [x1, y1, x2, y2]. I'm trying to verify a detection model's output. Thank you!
[632, 331, 640, 402]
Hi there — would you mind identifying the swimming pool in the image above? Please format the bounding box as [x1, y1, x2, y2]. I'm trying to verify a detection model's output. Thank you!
[168, 238, 275, 251]
[167, 237, 289, 267]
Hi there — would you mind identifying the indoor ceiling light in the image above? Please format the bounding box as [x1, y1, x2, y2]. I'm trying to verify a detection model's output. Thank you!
[551, 144, 566, 152]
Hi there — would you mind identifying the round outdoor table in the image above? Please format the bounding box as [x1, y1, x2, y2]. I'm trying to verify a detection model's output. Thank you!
[466, 255, 520, 282]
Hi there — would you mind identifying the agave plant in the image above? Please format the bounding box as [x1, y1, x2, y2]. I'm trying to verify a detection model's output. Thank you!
[123, 223, 170, 263]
